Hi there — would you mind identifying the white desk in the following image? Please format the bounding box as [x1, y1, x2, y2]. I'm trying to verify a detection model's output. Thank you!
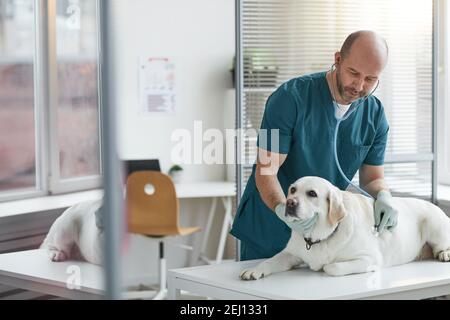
[0, 249, 104, 299]
[175, 182, 235, 199]
[175, 182, 236, 266]
[0, 182, 235, 299]
[168, 259, 450, 300]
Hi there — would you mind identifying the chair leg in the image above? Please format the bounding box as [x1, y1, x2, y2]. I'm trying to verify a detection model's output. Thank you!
[153, 241, 167, 300]
[123, 241, 167, 300]
[159, 241, 167, 292]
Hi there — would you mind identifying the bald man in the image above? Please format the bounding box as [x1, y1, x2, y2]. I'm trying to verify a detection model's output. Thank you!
[230, 30, 398, 261]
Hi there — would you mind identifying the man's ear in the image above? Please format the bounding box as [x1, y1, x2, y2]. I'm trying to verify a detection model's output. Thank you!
[327, 188, 346, 226]
[334, 52, 341, 66]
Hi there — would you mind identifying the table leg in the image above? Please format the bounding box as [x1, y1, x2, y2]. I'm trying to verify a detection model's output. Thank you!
[191, 197, 217, 266]
[215, 197, 233, 264]
[167, 275, 180, 300]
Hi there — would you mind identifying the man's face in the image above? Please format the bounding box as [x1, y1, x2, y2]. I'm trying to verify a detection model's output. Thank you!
[334, 50, 385, 104]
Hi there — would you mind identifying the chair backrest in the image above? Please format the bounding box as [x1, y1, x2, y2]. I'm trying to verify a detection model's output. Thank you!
[126, 171, 179, 236]
[126, 159, 161, 176]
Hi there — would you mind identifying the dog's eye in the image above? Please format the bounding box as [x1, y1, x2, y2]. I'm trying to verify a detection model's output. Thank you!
[290, 187, 297, 194]
[308, 190, 317, 197]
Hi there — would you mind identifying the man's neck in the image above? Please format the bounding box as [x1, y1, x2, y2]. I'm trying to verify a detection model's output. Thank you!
[326, 70, 349, 105]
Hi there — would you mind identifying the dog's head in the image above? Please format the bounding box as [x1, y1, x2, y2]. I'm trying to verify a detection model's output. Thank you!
[285, 176, 346, 231]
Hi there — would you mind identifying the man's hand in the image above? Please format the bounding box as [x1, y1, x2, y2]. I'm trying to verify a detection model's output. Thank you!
[374, 190, 398, 234]
[275, 203, 318, 235]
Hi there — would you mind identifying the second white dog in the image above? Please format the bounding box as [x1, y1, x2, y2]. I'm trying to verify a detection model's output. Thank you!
[40, 199, 104, 265]
[240, 176, 450, 280]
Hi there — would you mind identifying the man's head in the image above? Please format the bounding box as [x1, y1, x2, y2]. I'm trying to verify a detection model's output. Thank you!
[333, 30, 388, 104]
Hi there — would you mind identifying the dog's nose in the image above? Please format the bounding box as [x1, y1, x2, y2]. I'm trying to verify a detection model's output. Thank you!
[286, 198, 299, 217]
[287, 198, 298, 208]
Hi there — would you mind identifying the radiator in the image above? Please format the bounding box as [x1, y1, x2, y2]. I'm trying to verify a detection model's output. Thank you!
[0, 217, 61, 299]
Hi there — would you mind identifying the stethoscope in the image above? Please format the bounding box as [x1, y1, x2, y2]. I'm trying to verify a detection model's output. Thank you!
[329, 64, 380, 200]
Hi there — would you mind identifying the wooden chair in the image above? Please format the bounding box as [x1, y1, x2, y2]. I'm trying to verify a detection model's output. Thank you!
[125, 171, 201, 300]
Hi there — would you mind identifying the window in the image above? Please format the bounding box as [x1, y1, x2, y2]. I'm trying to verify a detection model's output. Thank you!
[238, 0, 434, 199]
[0, 0, 102, 202]
[0, 0, 36, 194]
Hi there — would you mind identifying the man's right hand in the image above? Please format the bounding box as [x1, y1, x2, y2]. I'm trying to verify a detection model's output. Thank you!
[274, 203, 318, 235]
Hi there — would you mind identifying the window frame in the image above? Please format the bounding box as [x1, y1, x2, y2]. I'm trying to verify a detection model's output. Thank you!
[0, 0, 102, 203]
[438, 0, 450, 185]
[45, 0, 102, 195]
[237, 0, 437, 202]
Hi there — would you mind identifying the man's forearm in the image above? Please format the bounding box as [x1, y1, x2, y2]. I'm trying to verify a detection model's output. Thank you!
[255, 168, 286, 211]
[362, 178, 390, 198]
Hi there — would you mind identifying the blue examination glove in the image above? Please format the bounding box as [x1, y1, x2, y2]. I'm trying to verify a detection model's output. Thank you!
[275, 203, 318, 235]
[374, 190, 398, 234]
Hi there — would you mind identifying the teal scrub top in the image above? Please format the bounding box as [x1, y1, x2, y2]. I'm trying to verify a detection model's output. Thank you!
[229, 71, 389, 259]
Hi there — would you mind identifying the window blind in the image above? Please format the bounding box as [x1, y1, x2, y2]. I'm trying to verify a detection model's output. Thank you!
[239, 0, 434, 199]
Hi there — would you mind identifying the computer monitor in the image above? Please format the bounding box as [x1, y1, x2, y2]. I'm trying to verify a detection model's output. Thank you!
[125, 159, 161, 176]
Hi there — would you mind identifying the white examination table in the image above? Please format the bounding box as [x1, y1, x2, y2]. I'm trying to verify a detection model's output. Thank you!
[167, 259, 450, 300]
[0, 249, 104, 299]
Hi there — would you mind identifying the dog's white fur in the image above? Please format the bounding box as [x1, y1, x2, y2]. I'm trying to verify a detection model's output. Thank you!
[240, 176, 450, 280]
[40, 199, 104, 265]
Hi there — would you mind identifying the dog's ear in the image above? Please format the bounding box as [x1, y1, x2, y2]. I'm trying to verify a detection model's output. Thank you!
[327, 188, 346, 226]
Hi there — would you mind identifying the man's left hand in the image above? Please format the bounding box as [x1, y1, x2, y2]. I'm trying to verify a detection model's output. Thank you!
[374, 190, 398, 234]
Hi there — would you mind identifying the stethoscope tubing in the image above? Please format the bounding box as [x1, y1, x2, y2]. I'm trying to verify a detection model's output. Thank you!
[329, 64, 379, 200]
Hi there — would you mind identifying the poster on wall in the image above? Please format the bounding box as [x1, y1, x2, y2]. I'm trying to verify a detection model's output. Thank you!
[139, 56, 176, 114]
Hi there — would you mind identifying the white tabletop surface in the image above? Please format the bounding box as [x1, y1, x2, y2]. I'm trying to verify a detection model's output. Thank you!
[175, 181, 236, 198]
[0, 249, 104, 297]
[169, 259, 450, 299]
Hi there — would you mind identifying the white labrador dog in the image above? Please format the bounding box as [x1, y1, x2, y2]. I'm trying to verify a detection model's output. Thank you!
[240, 176, 450, 280]
[40, 199, 104, 265]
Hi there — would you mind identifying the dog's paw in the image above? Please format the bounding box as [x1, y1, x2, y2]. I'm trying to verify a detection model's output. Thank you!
[323, 263, 340, 276]
[438, 250, 450, 262]
[48, 248, 69, 262]
[323, 264, 343, 277]
[239, 268, 267, 281]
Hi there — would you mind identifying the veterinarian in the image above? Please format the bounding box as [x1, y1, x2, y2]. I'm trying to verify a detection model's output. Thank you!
[230, 30, 399, 261]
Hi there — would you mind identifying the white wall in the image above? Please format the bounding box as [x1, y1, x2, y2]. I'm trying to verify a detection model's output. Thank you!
[109, 0, 235, 286]
[111, 0, 234, 179]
